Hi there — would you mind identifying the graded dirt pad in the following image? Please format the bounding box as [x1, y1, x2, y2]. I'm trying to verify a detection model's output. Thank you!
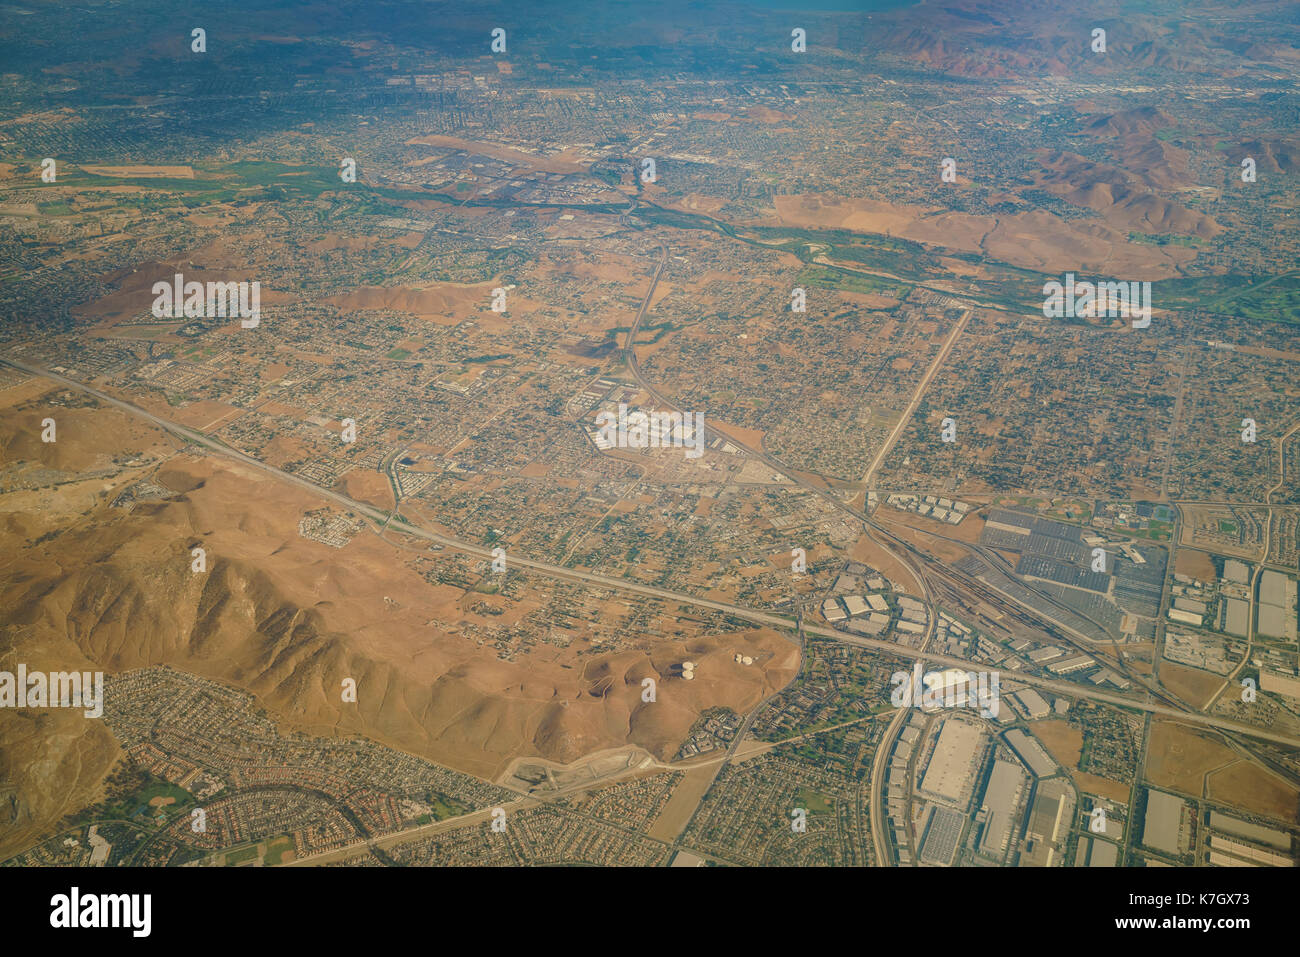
[1124, 646, 1156, 676]
[1174, 548, 1218, 582]
[338, 468, 394, 511]
[703, 419, 767, 450]
[843, 291, 904, 310]
[167, 399, 245, 432]
[1207, 760, 1300, 823]
[1157, 660, 1226, 710]
[1030, 719, 1133, 802]
[1030, 719, 1082, 769]
[1071, 771, 1132, 804]
[941, 510, 987, 544]
[0, 402, 799, 846]
[647, 762, 718, 843]
[879, 513, 972, 563]
[1143, 720, 1235, 797]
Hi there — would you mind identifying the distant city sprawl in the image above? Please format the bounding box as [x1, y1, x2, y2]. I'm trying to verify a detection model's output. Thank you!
[0, 0, 1297, 898]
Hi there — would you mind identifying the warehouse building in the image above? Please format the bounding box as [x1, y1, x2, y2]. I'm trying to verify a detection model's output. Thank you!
[978, 759, 1027, 859]
[918, 719, 986, 808]
[1005, 729, 1056, 777]
[1143, 789, 1189, 856]
[1011, 689, 1052, 720]
[1224, 598, 1250, 637]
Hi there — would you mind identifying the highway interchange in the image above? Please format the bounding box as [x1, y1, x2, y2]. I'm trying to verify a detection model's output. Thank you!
[6, 238, 1300, 866]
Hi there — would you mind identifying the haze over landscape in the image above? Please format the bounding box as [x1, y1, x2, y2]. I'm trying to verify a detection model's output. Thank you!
[1, 0, 1299, 876]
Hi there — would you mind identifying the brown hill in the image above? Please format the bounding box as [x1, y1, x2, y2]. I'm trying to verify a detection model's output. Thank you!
[1080, 108, 1192, 190]
[773, 193, 1195, 278]
[1086, 106, 1175, 140]
[0, 398, 799, 855]
[75, 259, 293, 322]
[868, 3, 1255, 79]
[323, 283, 493, 323]
[1228, 139, 1300, 174]
[0, 401, 162, 474]
[1035, 150, 1222, 239]
[0, 698, 121, 861]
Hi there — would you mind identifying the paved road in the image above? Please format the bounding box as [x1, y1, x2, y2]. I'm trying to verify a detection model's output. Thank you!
[869, 683, 909, 865]
[9, 355, 1300, 751]
[283, 798, 531, 867]
[616, 252, 954, 865]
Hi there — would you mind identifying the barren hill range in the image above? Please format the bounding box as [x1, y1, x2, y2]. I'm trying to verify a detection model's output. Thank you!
[0, 386, 797, 854]
[2, 0, 1299, 873]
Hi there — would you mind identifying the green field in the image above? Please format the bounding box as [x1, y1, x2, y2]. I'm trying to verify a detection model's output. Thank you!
[1128, 231, 1200, 248]
[225, 845, 260, 865]
[1141, 520, 1174, 541]
[263, 836, 295, 866]
[796, 787, 835, 815]
[797, 264, 908, 298]
[428, 795, 469, 821]
[1152, 272, 1300, 324]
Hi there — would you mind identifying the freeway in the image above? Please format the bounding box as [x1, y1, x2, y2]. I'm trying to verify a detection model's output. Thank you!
[616, 247, 951, 863]
[621, 275, 1211, 718]
[283, 798, 532, 868]
[609, 246, 1289, 799]
[615, 263, 1117, 658]
[608, 209, 1287, 716]
[8, 355, 1300, 753]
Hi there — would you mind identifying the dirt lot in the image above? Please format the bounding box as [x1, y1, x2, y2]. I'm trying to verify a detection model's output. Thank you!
[647, 763, 718, 843]
[1158, 660, 1227, 710]
[1071, 771, 1132, 803]
[1143, 720, 1236, 797]
[849, 528, 921, 594]
[1208, 761, 1300, 823]
[1174, 547, 1219, 582]
[1031, 719, 1082, 768]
